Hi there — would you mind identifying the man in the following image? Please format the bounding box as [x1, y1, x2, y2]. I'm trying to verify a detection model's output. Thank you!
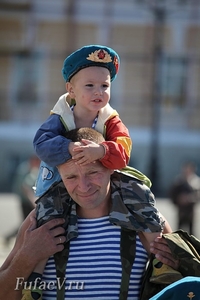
[170, 162, 200, 235]
[32, 128, 175, 300]
[2, 129, 198, 300]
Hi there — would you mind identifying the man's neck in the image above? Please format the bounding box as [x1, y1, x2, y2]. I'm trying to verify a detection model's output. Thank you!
[77, 198, 111, 219]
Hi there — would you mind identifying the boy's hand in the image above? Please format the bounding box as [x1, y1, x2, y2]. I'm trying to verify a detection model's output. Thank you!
[68, 141, 82, 156]
[72, 139, 105, 165]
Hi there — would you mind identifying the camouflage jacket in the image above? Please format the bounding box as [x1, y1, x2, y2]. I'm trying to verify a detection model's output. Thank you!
[140, 230, 200, 300]
[36, 170, 163, 237]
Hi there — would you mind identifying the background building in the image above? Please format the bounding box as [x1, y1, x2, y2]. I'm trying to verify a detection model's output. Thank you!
[0, 0, 200, 196]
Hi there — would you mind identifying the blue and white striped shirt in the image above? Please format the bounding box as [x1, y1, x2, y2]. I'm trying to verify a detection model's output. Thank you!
[42, 216, 148, 300]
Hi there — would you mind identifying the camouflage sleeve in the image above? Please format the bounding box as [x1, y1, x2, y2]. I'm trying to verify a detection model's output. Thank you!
[35, 181, 70, 227]
[163, 230, 200, 277]
[35, 180, 79, 242]
[110, 171, 164, 233]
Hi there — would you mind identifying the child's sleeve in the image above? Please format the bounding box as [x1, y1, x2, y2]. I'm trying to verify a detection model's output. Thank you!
[99, 116, 132, 169]
[33, 114, 72, 167]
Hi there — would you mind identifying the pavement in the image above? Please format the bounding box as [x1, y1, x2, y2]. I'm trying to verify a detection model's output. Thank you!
[0, 193, 200, 267]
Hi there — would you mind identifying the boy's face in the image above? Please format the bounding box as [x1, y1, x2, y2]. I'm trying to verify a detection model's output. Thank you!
[66, 66, 111, 112]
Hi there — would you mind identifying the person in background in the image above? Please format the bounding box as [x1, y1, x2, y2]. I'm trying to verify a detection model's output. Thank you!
[5, 155, 40, 244]
[169, 161, 200, 235]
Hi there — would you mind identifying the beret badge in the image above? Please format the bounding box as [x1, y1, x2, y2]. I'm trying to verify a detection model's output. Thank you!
[187, 292, 195, 299]
[86, 49, 119, 75]
[87, 49, 112, 63]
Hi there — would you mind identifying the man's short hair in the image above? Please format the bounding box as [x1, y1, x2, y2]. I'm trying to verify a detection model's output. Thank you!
[64, 127, 105, 144]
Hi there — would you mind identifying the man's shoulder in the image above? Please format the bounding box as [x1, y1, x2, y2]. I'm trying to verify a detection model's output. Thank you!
[109, 171, 162, 233]
[111, 170, 155, 205]
[111, 170, 149, 189]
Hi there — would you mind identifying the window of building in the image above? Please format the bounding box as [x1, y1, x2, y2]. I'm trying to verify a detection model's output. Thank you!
[9, 51, 45, 122]
[13, 52, 38, 105]
[161, 55, 187, 110]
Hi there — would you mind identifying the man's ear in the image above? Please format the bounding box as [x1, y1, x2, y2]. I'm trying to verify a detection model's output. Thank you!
[66, 82, 75, 98]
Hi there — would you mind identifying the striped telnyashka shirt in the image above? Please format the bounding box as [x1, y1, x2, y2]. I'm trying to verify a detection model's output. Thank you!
[42, 216, 148, 300]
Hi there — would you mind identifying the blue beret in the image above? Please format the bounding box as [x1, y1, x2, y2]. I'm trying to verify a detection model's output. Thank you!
[150, 276, 200, 300]
[62, 45, 120, 82]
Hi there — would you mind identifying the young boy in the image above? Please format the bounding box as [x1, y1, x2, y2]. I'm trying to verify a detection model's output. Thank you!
[33, 45, 181, 286]
[33, 44, 151, 197]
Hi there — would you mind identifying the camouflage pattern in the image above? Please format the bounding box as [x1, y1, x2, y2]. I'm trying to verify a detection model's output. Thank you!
[119, 228, 136, 300]
[110, 171, 164, 232]
[54, 242, 70, 300]
[163, 230, 200, 276]
[36, 180, 78, 242]
[140, 230, 200, 300]
[36, 170, 163, 240]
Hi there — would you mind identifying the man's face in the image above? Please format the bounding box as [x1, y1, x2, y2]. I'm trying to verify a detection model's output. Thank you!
[58, 159, 114, 217]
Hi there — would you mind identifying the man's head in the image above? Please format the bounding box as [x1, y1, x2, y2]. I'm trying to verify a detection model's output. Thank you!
[62, 45, 120, 83]
[57, 128, 114, 218]
[182, 161, 197, 178]
[63, 127, 105, 144]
